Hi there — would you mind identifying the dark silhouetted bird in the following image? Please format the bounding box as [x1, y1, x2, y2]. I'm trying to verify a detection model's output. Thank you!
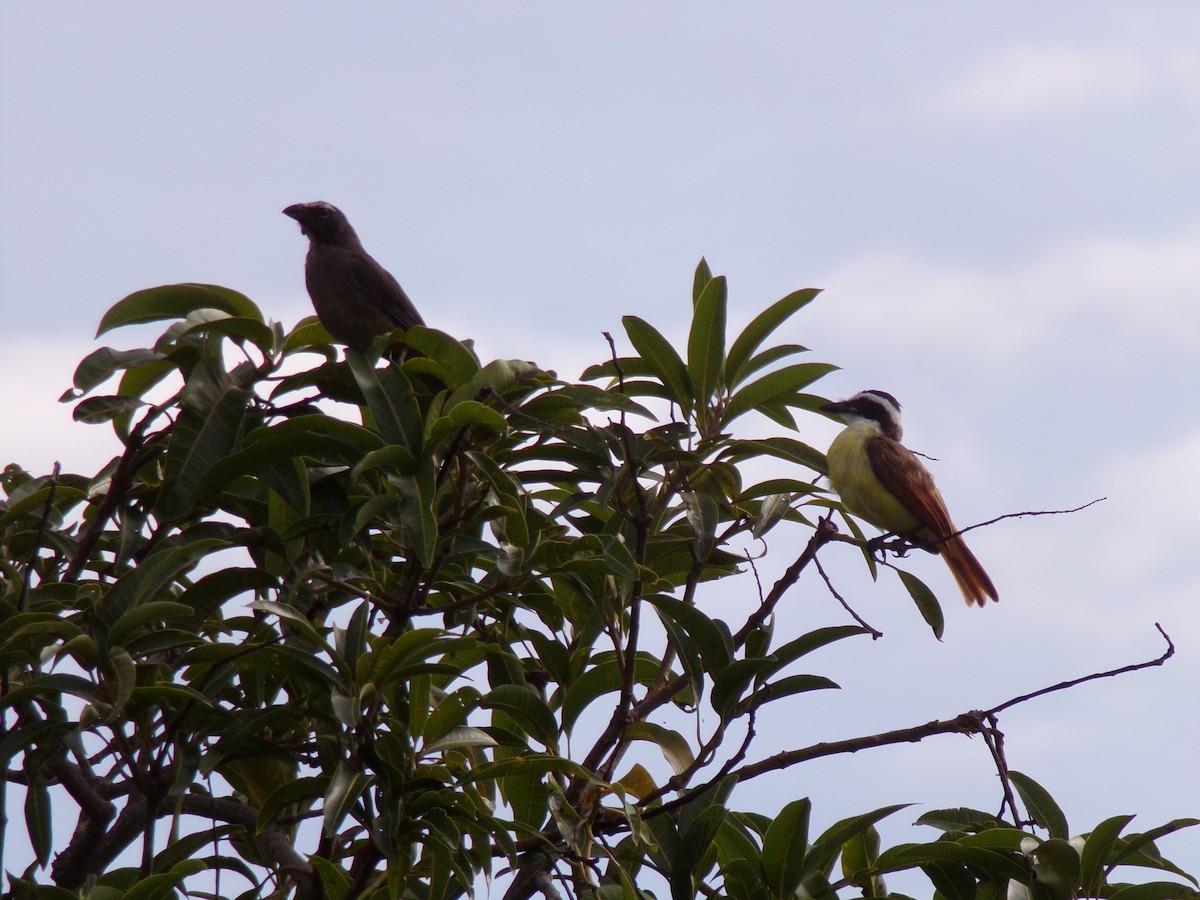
[283, 201, 424, 351]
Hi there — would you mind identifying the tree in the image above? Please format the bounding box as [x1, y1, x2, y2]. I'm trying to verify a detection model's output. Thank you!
[1, 263, 1195, 900]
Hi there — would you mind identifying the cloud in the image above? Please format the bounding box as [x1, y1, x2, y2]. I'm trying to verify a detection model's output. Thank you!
[1, 338, 124, 477]
[923, 42, 1200, 124]
[808, 224, 1200, 366]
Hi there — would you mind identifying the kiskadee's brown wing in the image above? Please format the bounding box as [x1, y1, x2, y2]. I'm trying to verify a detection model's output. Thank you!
[866, 435, 998, 606]
[865, 436, 956, 542]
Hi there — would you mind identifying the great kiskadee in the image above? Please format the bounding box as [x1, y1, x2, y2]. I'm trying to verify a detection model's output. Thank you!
[821, 390, 998, 607]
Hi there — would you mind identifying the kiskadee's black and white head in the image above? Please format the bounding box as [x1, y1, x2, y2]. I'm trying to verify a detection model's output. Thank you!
[822, 390, 904, 441]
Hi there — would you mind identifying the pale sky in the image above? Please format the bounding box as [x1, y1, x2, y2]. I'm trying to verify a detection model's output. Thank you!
[3, 2, 1198, 890]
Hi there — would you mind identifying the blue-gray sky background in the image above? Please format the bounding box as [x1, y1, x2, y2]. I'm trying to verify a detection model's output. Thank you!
[3, 2, 1198, 889]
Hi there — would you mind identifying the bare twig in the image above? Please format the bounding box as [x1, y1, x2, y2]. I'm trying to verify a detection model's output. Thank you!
[956, 497, 1106, 538]
[989, 622, 1173, 715]
[813, 553, 883, 639]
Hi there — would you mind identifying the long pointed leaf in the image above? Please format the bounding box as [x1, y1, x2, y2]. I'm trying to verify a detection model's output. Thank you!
[687, 275, 727, 406]
[723, 363, 837, 424]
[726, 288, 821, 387]
[623, 315, 693, 415]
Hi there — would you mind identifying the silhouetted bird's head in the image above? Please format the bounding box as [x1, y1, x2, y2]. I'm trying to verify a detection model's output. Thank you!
[283, 201, 360, 248]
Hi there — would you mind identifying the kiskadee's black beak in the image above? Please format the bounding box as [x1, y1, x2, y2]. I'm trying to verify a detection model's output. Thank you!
[820, 399, 855, 415]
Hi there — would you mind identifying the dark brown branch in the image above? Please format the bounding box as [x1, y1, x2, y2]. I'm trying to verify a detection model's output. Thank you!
[640, 624, 1175, 820]
[813, 553, 882, 638]
[51, 792, 315, 900]
[990, 622, 1174, 715]
[958, 497, 1106, 538]
[733, 515, 838, 648]
[979, 713, 1022, 824]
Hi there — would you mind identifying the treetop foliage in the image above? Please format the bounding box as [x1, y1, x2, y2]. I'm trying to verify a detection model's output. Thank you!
[1, 261, 1195, 900]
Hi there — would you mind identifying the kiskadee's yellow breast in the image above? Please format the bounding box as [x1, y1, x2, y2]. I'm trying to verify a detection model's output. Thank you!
[826, 424, 922, 535]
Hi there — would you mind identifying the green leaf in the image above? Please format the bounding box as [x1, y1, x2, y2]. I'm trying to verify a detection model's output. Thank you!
[97, 283, 262, 336]
[312, 857, 353, 900]
[107, 601, 194, 649]
[683, 490, 720, 561]
[561, 655, 661, 734]
[424, 726, 500, 752]
[395, 457, 439, 567]
[323, 762, 372, 837]
[671, 805, 726, 900]
[402, 326, 481, 387]
[726, 437, 828, 477]
[72, 395, 144, 424]
[0, 673, 101, 710]
[741, 674, 839, 713]
[842, 825, 884, 897]
[762, 798, 810, 896]
[347, 352, 423, 452]
[623, 315, 693, 415]
[257, 775, 328, 835]
[181, 313, 277, 352]
[482, 684, 559, 750]
[625, 722, 695, 776]
[195, 415, 384, 500]
[1108, 817, 1200, 882]
[24, 775, 52, 866]
[733, 343, 811, 384]
[70, 347, 166, 396]
[1080, 814, 1135, 895]
[501, 772, 550, 830]
[100, 538, 230, 636]
[158, 359, 251, 520]
[725, 288, 821, 388]
[877, 838, 1027, 880]
[692, 257, 714, 303]
[687, 274, 727, 406]
[711, 657, 774, 720]
[723, 363, 837, 425]
[422, 687, 484, 744]
[120, 863, 207, 900]
[1028, 837, 1081, 893]
[1009, 770, 1069, 839]
[1109, 883, 1200, 900]
[647, 594, 733, 676]
[898, 569, 944, 640]
[806, 805, 911, 877]
[916, 807, 1004, 833]
[769, 625, 870, 669]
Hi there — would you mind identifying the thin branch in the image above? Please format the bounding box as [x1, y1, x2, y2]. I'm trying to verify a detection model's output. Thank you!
[828, 499, 1107, 559]
[813, 553, 882, 639]
[958, 497, 1106, 538]
[979, 714, 1023, 825]
[641, 624, 1175, 819]
[733, 515, 838, 648]
[989, 622, 1174, 715]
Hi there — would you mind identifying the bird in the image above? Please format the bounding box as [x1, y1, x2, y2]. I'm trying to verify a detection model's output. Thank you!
[821, 389, 998, 606]
[283, 201, 424, 352]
